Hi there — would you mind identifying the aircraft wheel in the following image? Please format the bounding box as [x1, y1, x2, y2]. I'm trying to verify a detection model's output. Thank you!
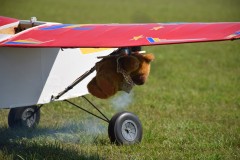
[108, 111, 142, 145]
[8, 105, 40, 129]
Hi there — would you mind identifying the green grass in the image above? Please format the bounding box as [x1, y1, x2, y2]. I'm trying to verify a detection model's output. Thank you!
[1, 0, 240, 159]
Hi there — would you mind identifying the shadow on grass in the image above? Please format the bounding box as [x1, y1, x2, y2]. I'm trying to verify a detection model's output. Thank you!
[0, 124, 107, 160]
[1, 141, 101, 160]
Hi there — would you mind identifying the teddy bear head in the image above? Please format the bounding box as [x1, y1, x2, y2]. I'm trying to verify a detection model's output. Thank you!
[129, 53, 155, 85]
[117, 55, 140, 73]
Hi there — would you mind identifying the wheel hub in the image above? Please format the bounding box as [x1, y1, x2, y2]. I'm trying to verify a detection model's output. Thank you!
[21, 108, 36, 127]
[121, 120, 138, 141]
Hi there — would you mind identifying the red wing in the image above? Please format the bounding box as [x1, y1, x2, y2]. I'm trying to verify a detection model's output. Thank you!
[0, 21, 239, 48]
[0, 16, 19, 26]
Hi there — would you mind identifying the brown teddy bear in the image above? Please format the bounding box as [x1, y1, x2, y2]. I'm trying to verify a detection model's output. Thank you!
[87, 52, 154, 99]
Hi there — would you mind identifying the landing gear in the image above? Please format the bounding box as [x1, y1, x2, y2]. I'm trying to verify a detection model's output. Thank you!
[108, 111, 142, 145]
[7, 98, 143, 145]
[65, 97, 143, 145]
[8, 105, 40, 129]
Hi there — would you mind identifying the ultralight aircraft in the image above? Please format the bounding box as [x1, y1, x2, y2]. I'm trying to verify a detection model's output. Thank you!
[0, 16, 239, 144]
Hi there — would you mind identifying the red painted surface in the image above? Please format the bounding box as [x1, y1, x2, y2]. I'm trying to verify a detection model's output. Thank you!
[0, 17, 239, 48]
[0, 16, 19, 27]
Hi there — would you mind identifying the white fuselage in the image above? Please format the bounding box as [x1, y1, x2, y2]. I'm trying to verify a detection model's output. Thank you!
[0, 47, 116, 108]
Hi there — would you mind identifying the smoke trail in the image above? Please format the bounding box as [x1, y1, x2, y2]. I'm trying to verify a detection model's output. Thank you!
[110, 91, 134, 111]
[42, 119, 107, 144]
[2, 119, 107, 144]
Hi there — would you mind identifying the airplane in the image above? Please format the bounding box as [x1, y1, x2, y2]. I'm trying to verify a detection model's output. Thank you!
[0, 16, 239, 145]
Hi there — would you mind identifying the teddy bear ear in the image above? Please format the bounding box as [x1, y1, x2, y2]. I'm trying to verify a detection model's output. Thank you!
[143, 53, 155, 63]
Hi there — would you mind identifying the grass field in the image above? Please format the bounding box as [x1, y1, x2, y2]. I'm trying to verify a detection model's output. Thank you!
[1, 0, 240, 159]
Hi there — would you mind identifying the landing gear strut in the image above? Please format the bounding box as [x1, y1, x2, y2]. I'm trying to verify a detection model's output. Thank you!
[64, 96, 143, 145]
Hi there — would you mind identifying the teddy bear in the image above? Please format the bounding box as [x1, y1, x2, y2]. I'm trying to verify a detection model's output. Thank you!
[87, 52, 154, 99]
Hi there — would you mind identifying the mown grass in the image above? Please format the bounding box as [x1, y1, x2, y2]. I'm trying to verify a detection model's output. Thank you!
[1, 0, 240, 159]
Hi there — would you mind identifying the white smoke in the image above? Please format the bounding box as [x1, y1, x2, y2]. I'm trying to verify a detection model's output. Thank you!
[110, 91, 134, 111]
[48, 119, 106, 143]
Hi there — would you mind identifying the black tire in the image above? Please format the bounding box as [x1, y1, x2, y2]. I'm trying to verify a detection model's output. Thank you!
[8, 105, 40, 129]
[108, 111, 142, 145]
